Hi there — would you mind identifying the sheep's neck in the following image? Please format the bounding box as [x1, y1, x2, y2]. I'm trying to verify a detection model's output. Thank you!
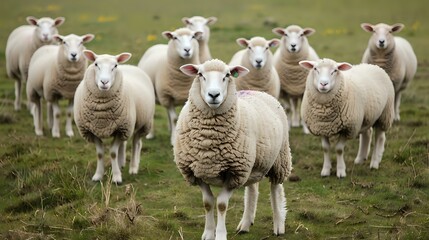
[51, 56, 86, 100]
[276, 53, 308, 96]
[368, 47, 395, 78]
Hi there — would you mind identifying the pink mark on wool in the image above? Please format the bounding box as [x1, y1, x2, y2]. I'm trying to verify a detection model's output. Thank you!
[237, 90, 254, 97]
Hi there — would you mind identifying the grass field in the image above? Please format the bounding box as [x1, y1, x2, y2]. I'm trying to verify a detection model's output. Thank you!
[0, 0, 428, 239]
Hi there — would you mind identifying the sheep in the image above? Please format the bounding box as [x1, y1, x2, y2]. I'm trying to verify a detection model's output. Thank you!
[229, 36, 281, 98]
[74, 50, 155, 184]
[361, 23, 418, 121]
[5, 16, 65, 111]
[26, 33, 94, 137]
[299, 58, 394, 178]
[182, 16, 217, 62]
[174, 59, 292, 239]
[138, 28, 202, 144]
[272, 25, 319, 133]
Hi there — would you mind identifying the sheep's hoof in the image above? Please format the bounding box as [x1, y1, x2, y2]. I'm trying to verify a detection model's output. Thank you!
[354, 157, 365, 164]
[92, 174, 103, 182]
[66, 131, 74, 137]
[370, 161, 380, 169]
[129, 168, 138, 175]
[35, 130, 44, 136]
[321, 168, 331, 177]
[336, 171, 347, 178]
[201, 230, 215, 240]
[112, 175, 122, 185]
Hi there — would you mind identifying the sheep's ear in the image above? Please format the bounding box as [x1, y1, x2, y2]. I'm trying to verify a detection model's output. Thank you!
[54, 17, 65, 27]
[236, 38, 249, 48]
[194, 31, 203, 40]
[82, 34, 95, 43]
[337, 62, 353, 71]
[182, 17, 191, 25]
[83, 50, 97, 62]
[268, 39, 281, 48]
[361, 23, 374, 32]
[26, 16, 38, 26]
[53, 34, 64, 43]
[272, 27, 286, 36]
[180, 64, 200, 76]
[162, 31, 175, 40]
[206, 17, 217, 25]
[116, 53, 132, 64]
[303, 28, 316, 36]
[299, 60, 316, 70]
[391, 23, 404, 33]
[229, 65, 249, 78]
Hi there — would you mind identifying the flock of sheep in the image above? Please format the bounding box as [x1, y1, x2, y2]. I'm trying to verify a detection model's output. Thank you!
[5, 15, 417, 239]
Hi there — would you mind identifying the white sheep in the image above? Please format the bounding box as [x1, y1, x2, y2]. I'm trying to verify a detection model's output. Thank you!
[174, 59, 292, 239]
[361, 23, 418, 121]
[74, 50, 155, 184]
[272, 25, 319, 133]
[299, 58, 394, 178]
[182, 16, 217, 62]
[138, 28, 202, 144]
[6, 16, 65, 111]
[26, 33, 94, 137]
[229, 36, 281, 98]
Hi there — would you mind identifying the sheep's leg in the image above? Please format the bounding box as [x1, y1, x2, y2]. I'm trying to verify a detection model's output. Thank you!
[130, 134, 142, 174]
[47, 102, 53, 129]
[270, 183, 286, 236]
[65, 100, 74, 137]
[110, 137, 123, 184]
[166, 105, 177, 146]
[33, 97, 44, 136]
[118, 141, 126, 168]
[216, 186, 233, 240]
[321, 137, 332, 177]
[289, 97, 300, 127]
[199, 182, 215, 240]
[335, 137, 347, 178]
[394, 91, 402, 121]
[355, 128, 372, 164]
[14, 79, 22, 111]
[237, 182, 259, 233]
[92, 138, 105, 181]
[51, 101, 61, 138]
[370, 128, 386, 169]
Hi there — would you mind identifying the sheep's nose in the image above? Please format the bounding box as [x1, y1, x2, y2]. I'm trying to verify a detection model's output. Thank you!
[291, 44, 296, 48]
[71, 53, 77, 58]
[256, 59, 262, 64]
[320, 82, 328, 86]
[184, 48, 190, 53]
[101, 79, 108, 85]
[208, 91, 220, 100]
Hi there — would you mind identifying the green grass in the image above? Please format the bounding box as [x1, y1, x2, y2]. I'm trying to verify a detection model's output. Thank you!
[1, 0, 429, 239]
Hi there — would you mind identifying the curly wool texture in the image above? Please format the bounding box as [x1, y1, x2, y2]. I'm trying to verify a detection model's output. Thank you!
[302, 60, 395, 139]
[174, 60, 292, 189]
[232, 37, 280, 98]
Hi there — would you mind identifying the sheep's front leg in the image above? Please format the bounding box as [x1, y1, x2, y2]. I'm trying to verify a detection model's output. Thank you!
[110, 137, 123, 184]
[199, 182, 215, 240]
[166, 105, 177, 146]
[51, 101, 61, 138]
[237, 182, 259, 233]
[355, 128, 372, 164]
[65, 100, 74, 137]
[321, 137, 332, 177]
[130, 134, 142, 174]
[14, 77, 23, 111]
[370, 128, 386, 169]
[335, 137, 347, 178]
[394, 91, 402, 121]
[216, 186, 233, 240]
[270, 183, 286, 236]
[47, 102, 53, 129]
[118, 141, 126, 168]
[92, 137, 105, 181]
[32, 97, 44, 136]
[289, 97, 300, 127]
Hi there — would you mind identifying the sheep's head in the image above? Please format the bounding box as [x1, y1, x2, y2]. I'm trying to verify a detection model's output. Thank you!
[236, 36, 279, 69]
[83, 50, 131, 91]
[361, 23, 404, 50]
[163, 28, 203, 59]
[299, 58, 352, 93]
[182, 16, 217, 41]
[180, 59, 249, 109]
[272, 25, 315, 53]
[55, 34, 94, 62]
[27, 16, 65, 43]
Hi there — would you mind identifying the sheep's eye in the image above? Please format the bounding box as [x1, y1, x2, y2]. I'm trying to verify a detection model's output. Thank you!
[265, 47, 269, 50]
[284, 33, 288, 37]
[332, 69, 337, 75]
[62, 41, 66, 45]
[248, 46, 251, 50]
[173, 36, 178, 40]
[314, 67, 318, 72]
[94, 63, 98, 67]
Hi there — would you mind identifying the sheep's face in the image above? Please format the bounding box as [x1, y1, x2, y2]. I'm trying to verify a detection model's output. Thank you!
[299, 59, 352, 93]
[182, 16, 217, 41]
[27, 16, 65, 43]
[163, 29, 203, 59]
[83, 51, 131, 91]
[55, 34, 95, 62]
[361, 23, 404, 50]
[180, 60, 249, 109]
[237, 37, 279, 69]
[273, 26, 315, 53]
